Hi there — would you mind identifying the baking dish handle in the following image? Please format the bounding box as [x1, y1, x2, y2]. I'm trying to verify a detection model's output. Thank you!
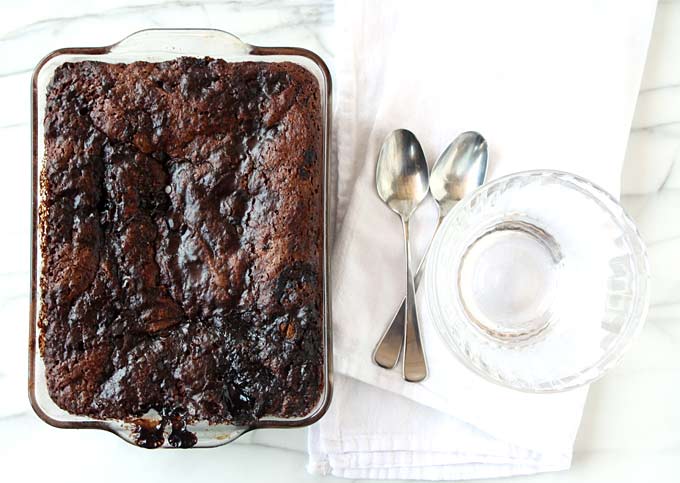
[110, 28, 253, 58]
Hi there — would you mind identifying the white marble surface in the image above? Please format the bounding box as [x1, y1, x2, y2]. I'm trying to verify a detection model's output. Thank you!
[0, 0, 678, 481]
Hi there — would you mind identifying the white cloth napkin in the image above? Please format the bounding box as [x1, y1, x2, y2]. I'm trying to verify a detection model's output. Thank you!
[308, 0, 657, 480]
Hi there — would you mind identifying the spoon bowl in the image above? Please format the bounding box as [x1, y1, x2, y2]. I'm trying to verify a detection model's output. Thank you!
[430, 131, 488, 216]
[376, 130, 430, 218]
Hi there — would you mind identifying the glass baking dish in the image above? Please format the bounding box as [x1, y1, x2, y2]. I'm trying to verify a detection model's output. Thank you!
[29, 28, 333, 448]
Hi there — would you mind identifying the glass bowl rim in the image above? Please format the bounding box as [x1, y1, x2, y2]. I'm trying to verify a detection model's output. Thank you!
[424, 169, 650, 393]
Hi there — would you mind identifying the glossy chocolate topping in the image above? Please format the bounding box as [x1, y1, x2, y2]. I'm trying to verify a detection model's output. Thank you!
[39, 57, 324, 432]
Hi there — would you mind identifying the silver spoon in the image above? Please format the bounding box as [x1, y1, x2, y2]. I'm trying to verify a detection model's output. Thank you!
[373, 131, 489, 371]
[376, 129, 430, 382]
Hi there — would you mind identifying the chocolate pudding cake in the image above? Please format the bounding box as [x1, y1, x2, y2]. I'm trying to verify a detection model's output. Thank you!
[39, 57, 324, 446]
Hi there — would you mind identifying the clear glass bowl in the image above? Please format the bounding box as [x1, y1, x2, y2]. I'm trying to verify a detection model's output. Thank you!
[424, 170, 650, 392]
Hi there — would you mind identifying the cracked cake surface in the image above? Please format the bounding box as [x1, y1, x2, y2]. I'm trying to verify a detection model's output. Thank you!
[39, 57, 324, 432]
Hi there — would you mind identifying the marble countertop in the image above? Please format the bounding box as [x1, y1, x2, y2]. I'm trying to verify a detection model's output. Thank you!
[1, 1, 678, 481]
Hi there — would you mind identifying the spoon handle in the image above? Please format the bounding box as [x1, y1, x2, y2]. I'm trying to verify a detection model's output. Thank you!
[401, 218, 427, 382]
[373, 217, 442, 371]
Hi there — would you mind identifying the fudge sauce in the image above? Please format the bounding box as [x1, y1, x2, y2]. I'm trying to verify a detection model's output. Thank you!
[39, 57, 324, 437]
